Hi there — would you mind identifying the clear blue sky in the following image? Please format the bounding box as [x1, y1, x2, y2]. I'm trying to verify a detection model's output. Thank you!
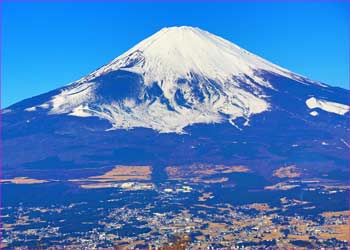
[1, 1, 349, 108]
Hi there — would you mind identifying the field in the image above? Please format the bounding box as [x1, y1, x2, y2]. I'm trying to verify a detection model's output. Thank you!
[166, 164, 250, 183]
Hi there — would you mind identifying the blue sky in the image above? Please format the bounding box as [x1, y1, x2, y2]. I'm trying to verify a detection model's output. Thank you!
[1, 1, 349, 108]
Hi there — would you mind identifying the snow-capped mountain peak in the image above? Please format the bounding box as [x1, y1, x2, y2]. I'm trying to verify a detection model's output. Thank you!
[22, 26, 334, 133]
[78, 26, 311, 87]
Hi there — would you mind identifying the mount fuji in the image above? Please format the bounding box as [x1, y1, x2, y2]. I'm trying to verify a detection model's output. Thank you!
[3, 26, 349, 180]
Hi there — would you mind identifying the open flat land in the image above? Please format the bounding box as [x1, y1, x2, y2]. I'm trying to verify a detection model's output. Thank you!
[89, 165, 152, 181]
[166, 164, 250, 183]
[67, 165, 153, 189]
[0, 177, 48, 184]
[273, 165, 301, 178]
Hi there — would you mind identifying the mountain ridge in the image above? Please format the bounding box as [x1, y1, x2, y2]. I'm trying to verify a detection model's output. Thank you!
[4, 26, 347, 134]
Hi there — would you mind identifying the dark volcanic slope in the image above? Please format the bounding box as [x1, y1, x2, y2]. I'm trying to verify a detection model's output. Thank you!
[2, 27, 349, 180]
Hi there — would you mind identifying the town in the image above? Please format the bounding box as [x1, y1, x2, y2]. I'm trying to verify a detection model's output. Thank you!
[1, 178, 349, 249]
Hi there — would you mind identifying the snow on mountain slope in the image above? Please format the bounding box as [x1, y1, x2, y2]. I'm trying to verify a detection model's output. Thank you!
[24, 26, 331, 133]
[77, 26, 323, 87]
[306, 97, 349, 115]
